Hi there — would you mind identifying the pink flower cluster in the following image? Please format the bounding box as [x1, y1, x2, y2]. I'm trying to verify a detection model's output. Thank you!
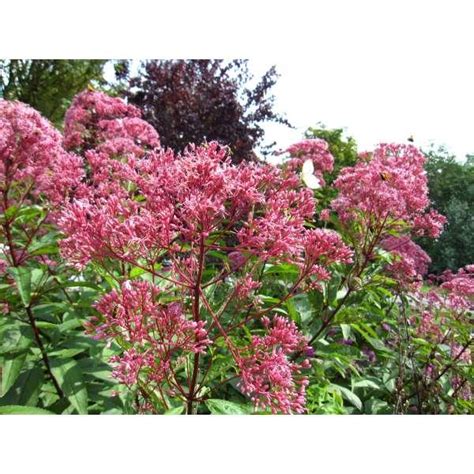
[381, 235, 431, 286]
[57, 97, 357, 413]
[331, 144, 445, 236]
[92, 280, 210, 386]
[427, 265, 474, 311]
[64, 90, 159, 152]
[235, 275, 262, 300]
[237, 315, 311, 414]
[0, 100, 83, 208]
[416, 311, 442, 342]
[413, 209, 447, 239]
[59, 136, 348, 274]
[304, 228, 353, 265]
[286, 138, 334, 174]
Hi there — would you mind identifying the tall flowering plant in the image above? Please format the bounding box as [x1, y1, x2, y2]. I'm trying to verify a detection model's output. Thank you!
[57, 92, 353, 413]
[0, 89, 471, 415]
[0, 100, 86, 405]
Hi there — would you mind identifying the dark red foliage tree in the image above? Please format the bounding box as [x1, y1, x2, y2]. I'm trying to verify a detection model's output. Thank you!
[118, 60, 291, 163]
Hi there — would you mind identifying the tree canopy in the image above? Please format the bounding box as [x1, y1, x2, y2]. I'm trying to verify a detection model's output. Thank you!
[118, 60, 290, 163]
[420, 147, 474, 273]
[0, 60, 108, 126]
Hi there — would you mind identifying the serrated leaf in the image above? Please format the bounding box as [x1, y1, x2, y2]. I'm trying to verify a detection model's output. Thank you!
[9, 267, 32, 307]
[50, 359, 88, 414]
[331, 384, 362, 411]
[0, 366, 45, 407]
[205, 399, 251, 414]
[1, 353, 27, 396]
[353, 379, 380, 390]
[16, 367, 45, 406]
[78, 359, 114, 383]
[0, 323, 33, 356]
[164, 406, 184, 415]
[0, 405, 53, 415]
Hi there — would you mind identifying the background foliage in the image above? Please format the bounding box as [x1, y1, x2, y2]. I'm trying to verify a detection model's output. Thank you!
[420, 146, 474, 273]
[0, 60, 108, 126]
[118, 59, 291, 162]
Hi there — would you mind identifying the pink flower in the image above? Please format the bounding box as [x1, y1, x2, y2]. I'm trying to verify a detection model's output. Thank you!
[319, 208, 331, 221]
[236, 315, 311, 414]
[235, 275, 261, 300]
[93, 280, 211, 387]
[228, 251, 246, 271]
[303, 228, 353, 265]
[0, 100, 83, 209]
[381, 236, 431, 286]
[286, 139, 334, 174]
[331, 144, 445, 241]
[417, 311, 442, 341]
[413, 209, 446, 238]
[440, 267, 474, 310]
[64, 90, 144, 151]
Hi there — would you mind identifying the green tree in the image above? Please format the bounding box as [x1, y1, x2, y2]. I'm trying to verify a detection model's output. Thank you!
[118, 60, 291, 163]
[305, 123, 359, 181]
[420, 146, 474, 273]
[305, 123, 359, 210]
[0, 60, 108, 126]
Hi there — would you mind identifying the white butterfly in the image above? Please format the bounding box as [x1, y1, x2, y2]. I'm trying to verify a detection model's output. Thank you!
[301, 159, 321, 189]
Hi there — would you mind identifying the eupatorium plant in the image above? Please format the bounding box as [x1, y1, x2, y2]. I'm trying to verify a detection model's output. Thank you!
[56, 92, 355, 413]
[0, 100, 84, 402]
[1, 89, 471, 415]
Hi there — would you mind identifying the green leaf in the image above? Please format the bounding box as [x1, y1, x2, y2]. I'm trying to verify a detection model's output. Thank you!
[49, 348, 87, 358]
[1, 353, 27, 396]
[285, 298, 300, 325]
[264, 263, 299, 277]
[129, 266, 146, 279]
[341, 324, 351, 340]
[330, 384, 362, 411]
[16, 367, 45, 406]
[353, 379, 381, 390]
[9, 267, 32, 307]
[30, 268, 46, 289]
[205, 399, 251, 414]
[308, 289, 324, 312]
[50, 359, 88, 414]
[164, 406, 184, 415]
[291, 294, 314, 324]
[3, 205, 18, 220]
[0, 367, 45, 407]
[0, 405, 53, 415]
[78, 359, 114, 383]
[0, 323, 33, 356]
[12, 205, 44, 224]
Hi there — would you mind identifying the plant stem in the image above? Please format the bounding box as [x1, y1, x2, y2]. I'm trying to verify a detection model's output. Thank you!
[186, 236, 206, 414]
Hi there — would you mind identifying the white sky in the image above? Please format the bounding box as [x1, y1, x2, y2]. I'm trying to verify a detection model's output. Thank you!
[8, 0, 474, 159]
[111, 0, 474, 161]
[110, 48, 474, 161]
[253, 54, 474, 159]
[247, 5, 474, 160]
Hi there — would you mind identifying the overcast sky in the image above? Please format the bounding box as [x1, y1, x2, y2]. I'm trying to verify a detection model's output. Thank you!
[248, 3, 473, 160]
[253, 56, 472, 160]
[5, 1, 473, 161]
[94, 2, 474, 161]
